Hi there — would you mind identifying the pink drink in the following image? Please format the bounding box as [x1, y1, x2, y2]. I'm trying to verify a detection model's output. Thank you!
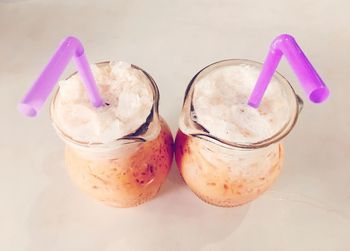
[51, 62, 173, 207]
[175, 59, 302, 207]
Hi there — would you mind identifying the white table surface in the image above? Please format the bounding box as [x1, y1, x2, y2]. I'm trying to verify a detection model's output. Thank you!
[1, 0, 350, 250]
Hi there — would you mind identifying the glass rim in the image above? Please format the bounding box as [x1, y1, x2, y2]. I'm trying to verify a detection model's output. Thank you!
[50, 61, 160, 147]
[182, 58, 303, 150]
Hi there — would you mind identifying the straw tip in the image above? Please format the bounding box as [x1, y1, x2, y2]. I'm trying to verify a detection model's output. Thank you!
[248, 100, 259, 108]
[309, 87, 330, 104]
[18, 103, 37, 117]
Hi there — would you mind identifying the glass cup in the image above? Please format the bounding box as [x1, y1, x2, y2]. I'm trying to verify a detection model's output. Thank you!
[175, 59, 303, 207]
[50, 62, 174, 207]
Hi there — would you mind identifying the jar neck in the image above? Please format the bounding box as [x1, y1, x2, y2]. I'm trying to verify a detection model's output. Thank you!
[195, 134, 278, 159]
[64, 138, 143, 160]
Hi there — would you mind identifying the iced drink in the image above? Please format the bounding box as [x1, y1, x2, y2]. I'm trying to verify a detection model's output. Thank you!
[51, 61, 173, 207]
[175, 59, 302, 207]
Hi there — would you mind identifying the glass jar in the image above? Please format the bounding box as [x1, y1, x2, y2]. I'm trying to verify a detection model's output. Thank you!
[50, 62, 173, 207]
[175, 59, 303, 207]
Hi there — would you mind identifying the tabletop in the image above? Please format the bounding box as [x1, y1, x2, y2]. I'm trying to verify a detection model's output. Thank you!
[1, 0, 350, 250]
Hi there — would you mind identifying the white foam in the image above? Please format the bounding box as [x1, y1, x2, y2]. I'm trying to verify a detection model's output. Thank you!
[193, 64, 290, 144]
[53, 61, 154, 144]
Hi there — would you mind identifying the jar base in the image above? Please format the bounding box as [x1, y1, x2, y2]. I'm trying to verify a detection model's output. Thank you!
[175, 130, 283, 208]
[65, 118, 174, 208]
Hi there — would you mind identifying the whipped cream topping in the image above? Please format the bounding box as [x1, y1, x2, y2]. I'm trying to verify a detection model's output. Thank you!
[193, 64, 290, 144]
[53, 61, 154, 144]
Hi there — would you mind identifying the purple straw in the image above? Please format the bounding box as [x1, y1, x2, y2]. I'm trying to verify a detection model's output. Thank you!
[248, 34, 330, 108]
[18, 36, 103, 117]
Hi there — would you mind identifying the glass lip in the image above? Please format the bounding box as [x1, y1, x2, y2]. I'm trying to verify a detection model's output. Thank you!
[50, 61, 160, 147]
[182, 58, 302, 150]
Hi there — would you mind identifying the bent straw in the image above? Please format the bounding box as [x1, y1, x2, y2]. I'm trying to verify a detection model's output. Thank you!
[18, 36, 103, 117]
[248, 34, 329, 108]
